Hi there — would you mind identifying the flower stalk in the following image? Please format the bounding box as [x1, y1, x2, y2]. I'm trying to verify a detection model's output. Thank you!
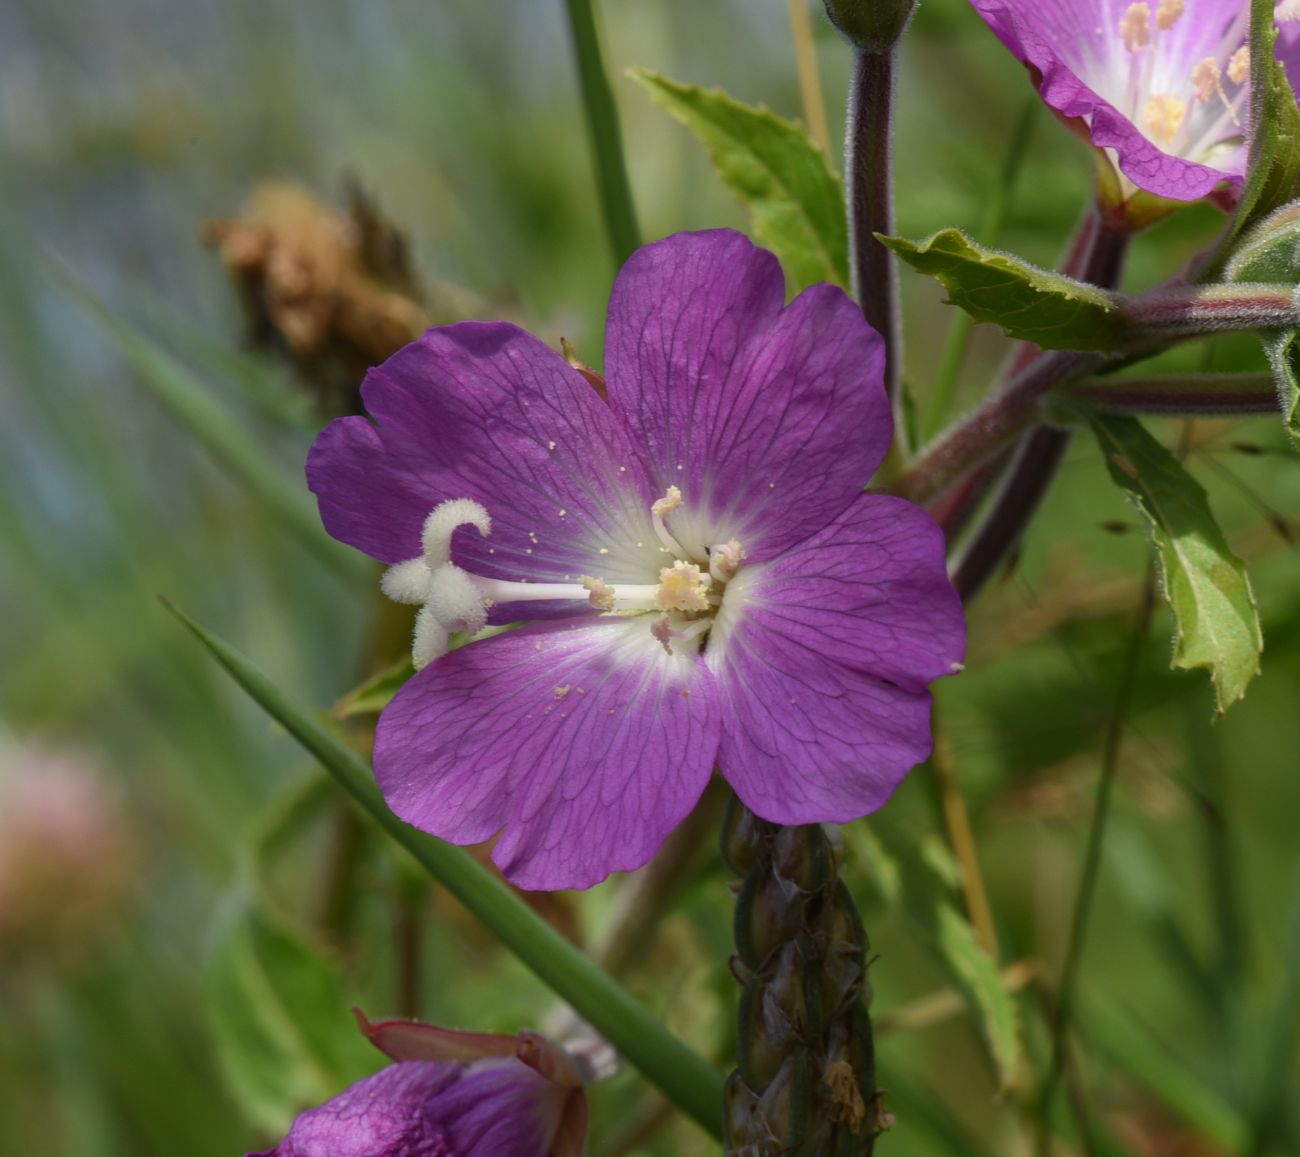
[845, 47, 903, 426]
[721, 797, 881, 1155]
[1064, 371, 1280, 414]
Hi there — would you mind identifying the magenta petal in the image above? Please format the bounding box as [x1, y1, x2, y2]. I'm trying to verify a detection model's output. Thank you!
[603, 230, 890, 560]
[426, 1063, 576, 1157]
[374, 618, 722, 890]
[248, 1062, 456, 1157]
[709, 495, 965, 822]
[307, 323, 655, 585]
[970, 0, 1247, 201]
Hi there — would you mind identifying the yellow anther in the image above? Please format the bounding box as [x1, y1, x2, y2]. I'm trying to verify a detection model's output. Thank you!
[1228, 46, 1249, 86]
[580, 575, 615, 611]
[1191, 57, 1221, 102]
[1120, 2, 1151, 51]
[1143, 93, 1187, 145]
[654, 561, 712, 614]
[1155, 0, 1184, 29]
[651, 485, 683, 518]
[709, 538, 747, 582]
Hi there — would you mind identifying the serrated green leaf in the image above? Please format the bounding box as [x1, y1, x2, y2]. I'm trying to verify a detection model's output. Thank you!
[871, 830, 1023, 1091]
[1231, 0, 1300, 242]
[629, 69, 847, 291]
[1088, 414, 1262, 712]
[880, 228, 1127, 349]
[206, 898, 380, 1132]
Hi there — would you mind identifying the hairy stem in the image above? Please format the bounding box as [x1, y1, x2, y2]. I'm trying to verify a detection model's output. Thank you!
[846, 47, 903, 434]
[563, 0, 640, 267]
[944, 209, 1132, 600]
[1066, 371, 1279, 414]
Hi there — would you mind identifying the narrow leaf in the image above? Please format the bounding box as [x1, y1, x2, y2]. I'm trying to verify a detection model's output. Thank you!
[880, 228, 1127, 349]
[49, 262, 363, 579]
[1079, 998, 1248, 1152]
[867, 830, 1023, 1091]
[1088, 414, 1262, 711]
[332, 655, 415, 720]
[164, 601, 726, 1139]
[629, 69, 848, 291]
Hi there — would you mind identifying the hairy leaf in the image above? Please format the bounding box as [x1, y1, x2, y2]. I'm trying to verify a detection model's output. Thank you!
[629, 69, 848, 291]
[880, 228, 1126, 349]
[1232, 0, 1300, 241]
[1225, 201, 1300, 446]
[1088, 415, 1262, 711]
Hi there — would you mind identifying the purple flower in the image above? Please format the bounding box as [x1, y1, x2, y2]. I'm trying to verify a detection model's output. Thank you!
[969, 0, 1300, 203]
[249, 1017, 588, 1157]
[309, 230, 964, 890]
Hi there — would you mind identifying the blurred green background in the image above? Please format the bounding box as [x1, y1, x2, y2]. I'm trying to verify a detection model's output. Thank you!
[1, 1, 1297, 1154]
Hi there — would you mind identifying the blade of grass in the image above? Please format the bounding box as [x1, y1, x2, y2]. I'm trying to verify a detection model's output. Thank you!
[1037, 574, 1155, 1154]
[165, 600, 725, 1139]
[47, 260, 363, 580]
[563, 0, 640, 267]
[923, 97, 1038, 440]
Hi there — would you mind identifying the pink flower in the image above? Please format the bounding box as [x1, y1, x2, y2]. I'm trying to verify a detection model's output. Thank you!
[0, 747, 133, 966]
[969, 0, 1300, 202]
[249, 1016, 588, 1157]
[308, 230, 965, 890]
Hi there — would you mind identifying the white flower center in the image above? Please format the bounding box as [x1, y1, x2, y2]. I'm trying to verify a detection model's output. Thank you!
[1095, 0, 1274, 163]
[383, 491, 745, 667]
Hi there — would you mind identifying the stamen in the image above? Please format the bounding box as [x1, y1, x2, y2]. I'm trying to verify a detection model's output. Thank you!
[1278, 0, 1300, 23]
[1191, 58, 1240, 125]
[1155, 0, 1183, 29]
[655, 561, 712, 614]
[709, 538, 747, 583]
[1144, 93, 1187, 144]
[580, 575, 615, 611]
[1120, 3, 1151, 51]
[650, 485, 688, 557]
[1228, 46, 1249, 86]
[1191, 58, 1221, 102]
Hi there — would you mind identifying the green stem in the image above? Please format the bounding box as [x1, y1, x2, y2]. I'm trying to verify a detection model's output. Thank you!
[1036, 578, 1154, 1152]
[563, 0, 640, 268]
[166, 601, 725, 1139]
[924, 98, 1039, 439]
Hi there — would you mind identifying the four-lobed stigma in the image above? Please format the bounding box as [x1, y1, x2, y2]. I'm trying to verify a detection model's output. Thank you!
[383, 490, 746, 667]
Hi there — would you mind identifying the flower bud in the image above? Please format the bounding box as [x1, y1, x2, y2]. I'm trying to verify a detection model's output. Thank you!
[1225, 199, 1300, 284]
[822, 0, 917, 53]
